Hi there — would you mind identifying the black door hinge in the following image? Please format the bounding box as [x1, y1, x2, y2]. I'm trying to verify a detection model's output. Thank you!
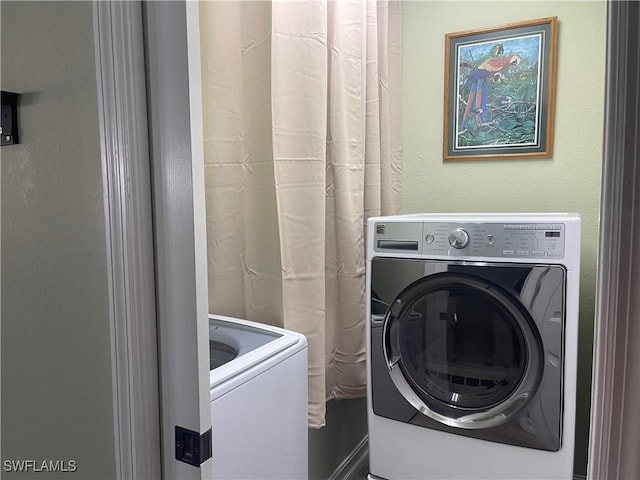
[175, 425, 212, 467]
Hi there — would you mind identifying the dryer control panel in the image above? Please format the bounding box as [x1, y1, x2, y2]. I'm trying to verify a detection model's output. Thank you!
[422, 222, 565, 259]
[374, 221, 566, 259]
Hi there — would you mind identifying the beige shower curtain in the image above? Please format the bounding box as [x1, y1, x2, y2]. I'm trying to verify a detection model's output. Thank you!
[200, 0, 402, 427]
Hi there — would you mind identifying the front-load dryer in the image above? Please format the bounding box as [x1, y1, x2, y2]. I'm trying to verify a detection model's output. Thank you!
[366, 213, 580, 480]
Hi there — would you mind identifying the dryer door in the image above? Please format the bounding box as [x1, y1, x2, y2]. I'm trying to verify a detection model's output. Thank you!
[383, 271, 544, 430]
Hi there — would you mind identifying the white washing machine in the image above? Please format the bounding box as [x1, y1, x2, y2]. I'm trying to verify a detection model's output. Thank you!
[366, 214, 580, 480]
[208, 314, 308, 480]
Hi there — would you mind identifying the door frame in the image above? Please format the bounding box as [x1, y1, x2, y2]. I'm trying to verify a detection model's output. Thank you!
[143, 1, 213, 478]
[94, 1, 212, 478]
[587, 1, 640, 478]
[93, 1, 161, 479]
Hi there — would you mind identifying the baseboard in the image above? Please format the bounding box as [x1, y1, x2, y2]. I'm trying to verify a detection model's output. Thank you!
[364, 472, 582, 480]
[327, 435, 369, 480]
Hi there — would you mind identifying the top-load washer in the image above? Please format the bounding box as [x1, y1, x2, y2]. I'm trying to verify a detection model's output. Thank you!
[366, 213, 580, 480]
[209, 314, 308, 480]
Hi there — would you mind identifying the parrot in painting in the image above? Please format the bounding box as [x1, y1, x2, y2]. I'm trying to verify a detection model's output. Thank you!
[461, 54, 521, 129]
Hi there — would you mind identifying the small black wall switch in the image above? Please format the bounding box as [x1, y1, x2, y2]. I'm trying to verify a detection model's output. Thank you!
[175, 425, 212, 467]
[1, 91, 20, 146]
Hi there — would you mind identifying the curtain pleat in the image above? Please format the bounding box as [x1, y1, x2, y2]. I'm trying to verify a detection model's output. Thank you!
[201, 1, 284, 326]
[201, 0, 401, 428]
[271, 0, 329, 426]
[325, 0, 368, 400]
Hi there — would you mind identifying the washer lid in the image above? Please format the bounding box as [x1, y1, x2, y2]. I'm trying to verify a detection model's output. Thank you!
[208, 315, 307, 389]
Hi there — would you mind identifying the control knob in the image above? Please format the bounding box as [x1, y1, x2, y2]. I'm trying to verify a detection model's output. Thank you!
[448, 228, 470, 249]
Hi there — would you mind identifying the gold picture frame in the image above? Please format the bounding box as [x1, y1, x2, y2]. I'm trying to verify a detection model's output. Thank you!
[443, 17, 558, 161]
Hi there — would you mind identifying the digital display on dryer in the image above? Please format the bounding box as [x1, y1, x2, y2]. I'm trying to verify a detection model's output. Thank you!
[545, 231, 561, 237]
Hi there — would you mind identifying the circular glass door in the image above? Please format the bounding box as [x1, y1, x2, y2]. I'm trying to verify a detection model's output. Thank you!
[383, 272, 543, 429]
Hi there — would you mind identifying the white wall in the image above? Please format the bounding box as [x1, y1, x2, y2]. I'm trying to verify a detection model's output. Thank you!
[1, 2, 116, 478]
[402, 2, 606, 476]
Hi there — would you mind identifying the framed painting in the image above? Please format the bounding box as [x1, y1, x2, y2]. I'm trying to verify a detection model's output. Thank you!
[443, 17, 558, 161]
